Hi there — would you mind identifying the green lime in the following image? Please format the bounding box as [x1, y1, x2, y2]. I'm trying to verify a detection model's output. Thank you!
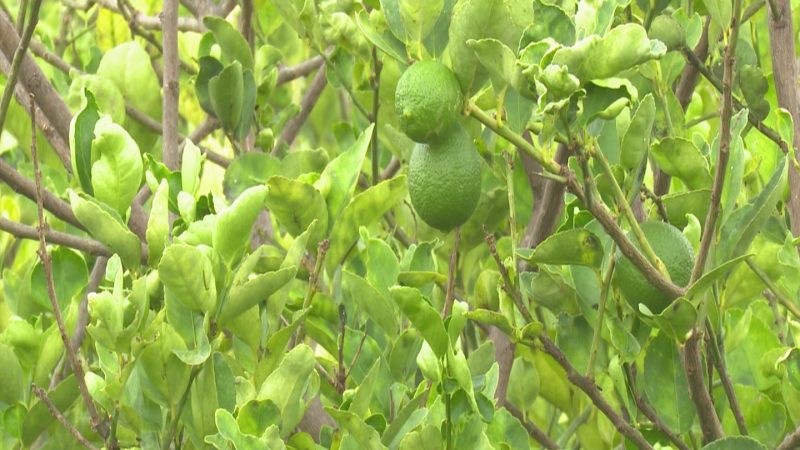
[613, 221, 694, 314]
[395, 61, 463, 143]
[408, 124, 481, 231]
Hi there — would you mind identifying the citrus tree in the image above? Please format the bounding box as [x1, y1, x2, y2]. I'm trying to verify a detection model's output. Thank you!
[1, 0, 800, 448]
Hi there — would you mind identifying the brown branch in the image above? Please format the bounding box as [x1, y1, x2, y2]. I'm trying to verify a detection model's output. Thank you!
[161, 0, 180, 170]
[31, 384, 100, 450]
[0, 0, 41, 133]
[272, 65, 328, 155]
[0, 216, 111, 256]
[778, 424, 800, 450]
[95, 0, 204, 32]
[690, 1, 740, 283]
[502, 401, 560, 450]
[298, 397, 336, 443]
[29, 38, 74, 74]
[625, 364, 691, 450]
[767, 0, 800, 242]
[0, 12, 73, 168]
[684, 331, 724, 442]
[0, 160, 82, 228]
[127, 186, 150, 241]
[380, 157, 401, 181]
[441, 227, 461, 317]
[30, 96, 108, 440]
[537, 336, 654, 450]
[239, 0, 254, 49]
[277, 55, 325, 85]
[706, 321, 748, 435]
[488, 327, 515, 403]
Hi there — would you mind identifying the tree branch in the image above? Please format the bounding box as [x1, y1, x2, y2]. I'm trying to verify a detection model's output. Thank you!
[778, 424, 800, 450]
[0, 216, 110, 256]
[161, 0, 180, 170]
[95, 0, 204, 32]
[766, 0, 800, 242]
[684, 331, 724, 442]
[0, 159, 82, 229]
[272, 65, 328, 155]
[624, 364, 691, 450]
[31, 384, 100, 450]
[502, 401, 559, 450]
[0, 0, 41, 133]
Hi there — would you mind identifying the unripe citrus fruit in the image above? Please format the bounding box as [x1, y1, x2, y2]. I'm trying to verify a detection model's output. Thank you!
[613, 221, 694, 314]
[395, 61, 463, 143]
[408, 125, 481, 231]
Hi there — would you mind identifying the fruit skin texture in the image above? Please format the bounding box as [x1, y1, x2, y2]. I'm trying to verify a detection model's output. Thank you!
[612, 221, 694, 314]
[408, 125, 481, 231]
[395, 61, 463, 143]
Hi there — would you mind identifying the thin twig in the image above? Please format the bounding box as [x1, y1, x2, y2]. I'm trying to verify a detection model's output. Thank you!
[292, 240, 330, 345]
[482, 226, 533, 323]
[587, 249, 615, 379]
[0, 216, 109, 255]
[336, 305, 346, 393]
[344, 329, 368, 380]
[640, 184, 669, 222]
[502, 401, 559, 449]
[272, 65, 328, 155]
[746, 259, 800, 318]
[95, 0, 204, 32]
[0, 0, 41, 133]
[29, 95, 108, 440]
[31, 384, 100, 450]
[0, 159, 81, 228]
[705, 320, 748, 435]
[442, 228, 461, 317]
[777, 424, 800, 450]
[276, 55, 325, 85]
[624, 364, 691, 450]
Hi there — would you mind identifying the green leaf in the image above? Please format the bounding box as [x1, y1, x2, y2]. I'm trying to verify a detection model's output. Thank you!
[520, 269, 580, 316]
[522, 0, 575, 46]
[516, 228, 603, 267]
[701, 0, 732, 32]
[464, 309, 513, 336]
[343, 271, 399, 337]
[31, 247, 88, 311]
[719, 109, 749, 224]
[639, 297, 696, 341]
[422, 0, 457, 56]
[220, 266, 297, 323]
[22, 375, 79, 446]
[315, 124, 374, 226]
[651, 137, 712, 190]
[662, 189, 711, 228]
[390, 286, 450, 358]
[203, 16, 254, 69]
[467, 38, 518, 91]
[717, 157, 786, 263]
[146, 179, 170, 265]
[725, 309, 781, 391]
[159, 244, 217, 312]
[257, 344, 316, 435]
[355, 10, 408, 64]
[69, 88, 100, 194]
[196, 56, 225, 115]
[686, 254, 753, 297]
[223, 152, 281, 199]
[643, 332, 695, 433]
[720, 385, 785, 448]
[235, 69, 257, 141]
[327, 408, 387, 450]
[90, 116, 143, 217]
[213, 185, 268, 266]
[264, 176, 328, 241]
[551, 24, 666, 82]
[182, 140, 204, 195]
[619, 94, 655, 169]
[326, 176, 407, 271]
[349, 359, 381, 418]
[399, 0, 443, 44]
[209, 62, 244, 133]
[69, 191, 141, 268]
[701, 437, 767, 450]
[0, 344, 23, 404]
[448, 0, 531, 93]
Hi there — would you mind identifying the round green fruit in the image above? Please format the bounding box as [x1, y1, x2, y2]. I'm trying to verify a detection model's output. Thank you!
[395, 60, 463, 143]
[613, 221, 694, 314]
[408, 125, 481, 231]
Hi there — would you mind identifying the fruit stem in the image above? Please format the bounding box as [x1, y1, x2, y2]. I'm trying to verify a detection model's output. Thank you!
[466, 101, 563, 175]
[589, 144, 671, 280]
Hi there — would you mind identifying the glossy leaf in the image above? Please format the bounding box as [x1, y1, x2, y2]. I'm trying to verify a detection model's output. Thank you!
[619, 94, 655, 169]
[326, 408, 387, 450]
[264, 176, 328, 241]
[213, 185, 268, 266]
[69, 88, 100, 194]
[0, 344, 23, 404]
[343, 271, 399, 337]
[209, 62, 244, 133]
[390, 286, 449, 358]
[69, 191, 141, 268]
[204, 16, 254, 69]
[516, 228, 603, 267]
[90, 116, 143, 217]
[159, 244, 217, 312]
[30, 247, 88, 311]
[219, 266, 297, 323]
[257, 344, 316, 435]
[22, 375, 79, 446]
[326, 176, 407, 272]
[146, 180, 170, 265]
[651, 137, 712, 190]
[643, 332, 695, 433]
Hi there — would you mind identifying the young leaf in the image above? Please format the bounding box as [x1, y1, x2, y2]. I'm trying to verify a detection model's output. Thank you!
[257, 344, 316, 435]
[159, 244, 217, 312]
[219, 266, 297, 323]
[355, 10, 409, 64]
[399, 0, 444, 44]
[315, 124, 374, 226]
[213, 184, 268, 267]
[516, 228, 603, 267]
[651, 137, 712, 190]
[90, 116, 144, 217]
[69, 88, 100, 195]
[69, 191, 141, 268]
[343, 270, 399, 337]
[390, 286, 449, 358]
[326, 176, 407, 272]
[264, 176, 328, 241]
[619, 94, 655, 170]
[326, 408, 387, 450]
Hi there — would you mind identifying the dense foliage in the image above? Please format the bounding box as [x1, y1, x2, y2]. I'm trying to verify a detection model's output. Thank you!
[1, 0, 800, 449]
